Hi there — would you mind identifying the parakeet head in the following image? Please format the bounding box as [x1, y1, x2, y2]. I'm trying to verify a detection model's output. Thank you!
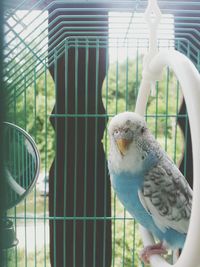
[108, 112, 148, 173]
[108, 112, 147, 156]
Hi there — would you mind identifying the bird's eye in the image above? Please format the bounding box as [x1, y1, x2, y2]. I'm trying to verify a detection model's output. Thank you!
[141, 126, 145, 133]
[114, 130, 119, 135]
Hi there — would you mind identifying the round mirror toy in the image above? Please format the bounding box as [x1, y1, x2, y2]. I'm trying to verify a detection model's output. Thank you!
[2, 122, 40, 249]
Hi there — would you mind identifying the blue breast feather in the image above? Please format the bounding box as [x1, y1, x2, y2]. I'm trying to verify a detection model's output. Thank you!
[111, 171, 186, 248]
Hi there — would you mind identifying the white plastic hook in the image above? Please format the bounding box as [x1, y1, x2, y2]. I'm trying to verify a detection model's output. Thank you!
[144, 0, 161, 54]
[142, 0, 162, 96]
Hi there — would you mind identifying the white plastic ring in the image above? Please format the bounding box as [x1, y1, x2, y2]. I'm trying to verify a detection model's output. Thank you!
[135, 50, 200, 267]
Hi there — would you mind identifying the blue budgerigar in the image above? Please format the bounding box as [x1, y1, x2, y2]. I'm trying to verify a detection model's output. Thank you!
[108, 112, 192, 263]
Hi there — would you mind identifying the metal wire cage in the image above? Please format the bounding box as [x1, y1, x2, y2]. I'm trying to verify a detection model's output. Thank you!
[2, 0, 200, 266]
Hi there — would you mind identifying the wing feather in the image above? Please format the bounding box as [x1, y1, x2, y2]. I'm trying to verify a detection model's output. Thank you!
[139, 157, 192, 234]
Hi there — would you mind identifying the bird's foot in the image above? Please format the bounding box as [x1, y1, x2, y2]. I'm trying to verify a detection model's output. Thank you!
[139, 243, 167, 264]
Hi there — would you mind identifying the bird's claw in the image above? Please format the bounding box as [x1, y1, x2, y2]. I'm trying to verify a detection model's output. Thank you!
[139, 243, 167, 264]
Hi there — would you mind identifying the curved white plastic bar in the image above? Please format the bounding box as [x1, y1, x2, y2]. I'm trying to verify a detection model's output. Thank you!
[135, 50, 200, 267]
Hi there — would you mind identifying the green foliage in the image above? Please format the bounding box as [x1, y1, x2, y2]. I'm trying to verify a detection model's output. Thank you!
[7, 72, 55, 170]
[6, 247, 50, 267]
[102, 56, 143, 114]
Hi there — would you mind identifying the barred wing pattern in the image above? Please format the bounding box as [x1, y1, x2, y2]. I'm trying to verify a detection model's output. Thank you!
[140, 157, 192, 234]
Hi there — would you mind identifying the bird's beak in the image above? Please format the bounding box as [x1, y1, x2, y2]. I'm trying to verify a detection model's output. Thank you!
[116, 139, 132, 156]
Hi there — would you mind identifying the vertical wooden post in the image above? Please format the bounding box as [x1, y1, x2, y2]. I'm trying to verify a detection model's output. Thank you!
[48, 4, 111, 267]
